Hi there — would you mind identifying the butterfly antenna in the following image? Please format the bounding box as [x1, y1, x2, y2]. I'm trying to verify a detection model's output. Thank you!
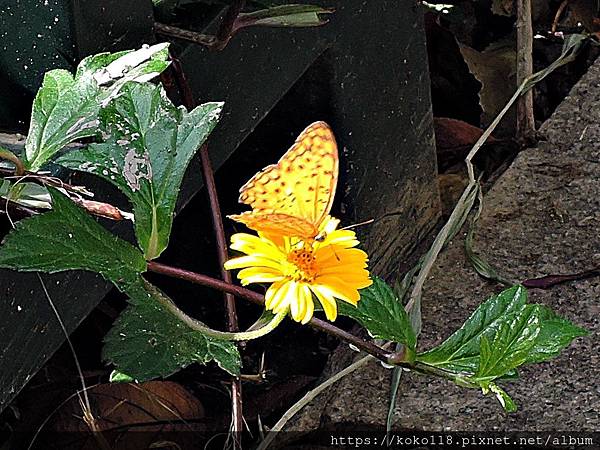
[341, 218, 374, 230]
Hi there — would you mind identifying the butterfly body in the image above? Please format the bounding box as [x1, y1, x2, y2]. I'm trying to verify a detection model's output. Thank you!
[228, 121, 339, 242]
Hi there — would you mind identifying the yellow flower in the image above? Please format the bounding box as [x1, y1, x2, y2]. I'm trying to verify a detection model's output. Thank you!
[224, 217, 372, 324]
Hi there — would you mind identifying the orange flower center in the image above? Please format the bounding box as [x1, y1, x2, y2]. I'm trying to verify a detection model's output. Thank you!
[285, 247, 317, 282]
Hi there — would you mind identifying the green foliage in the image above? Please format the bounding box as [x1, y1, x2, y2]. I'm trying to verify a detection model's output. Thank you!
[339, 277, 416, 352]
[416, 285, 587, 410]
[0, 188, 146, 289]
[0, 42, 588, 411]
[0, 179, 51, 209]
[487, 383, 517, 413]
[236, 5, 333, 28]
[103, 278, 241, 381]
[527, 305, 588, 363]
[418, 286, 528, 373]
[57, 83, 222, 260]
[23, 44, 170, 172]
[109, 371, 135, 383]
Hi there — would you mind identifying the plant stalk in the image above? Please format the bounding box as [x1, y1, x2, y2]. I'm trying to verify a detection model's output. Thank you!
[146, 260, 406, 365]
[154, 0, 246, 51]
[170, 29, 246, 444]
[516, 0, 535, 142]
[0, 147, 25, 176]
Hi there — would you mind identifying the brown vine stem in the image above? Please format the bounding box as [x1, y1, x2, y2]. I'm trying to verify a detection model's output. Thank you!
[146, 260, 405, 365]
[198, 143, 244, 447]
[197, 144, 240, 331]
[166, 3, 246, 439]
[154, 23, 216, 48]
[155, 0, 246, 52]
[214, 0, 246, 51]
[552, 0, 570, 33]
[0, 147, 25, 176]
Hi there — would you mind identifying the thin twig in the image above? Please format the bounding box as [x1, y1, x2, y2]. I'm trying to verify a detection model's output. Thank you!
[0, 147, 25, 176]
[198, 144, 240, 332]
[0, 196, 38, 219]
[0, 170, 92, 196]
[169, 24, 245, 443]
[154, 22, 216, 48]
[0, 170, 128, 221]
[145, 260, 402, 364]
[257, 354, 376, 450]
[35, 275, 111, 450]
[552, 0, 571, 33]
[516, 0, 535, 142]
[154, 0, 246, 52]
[522, 268, 600, 289]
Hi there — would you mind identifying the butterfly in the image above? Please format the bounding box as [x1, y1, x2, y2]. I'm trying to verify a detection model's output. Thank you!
[228, 121, 339, 242]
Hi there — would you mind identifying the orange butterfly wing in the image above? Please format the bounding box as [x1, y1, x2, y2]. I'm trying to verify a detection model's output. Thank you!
[229, 121, 339, 240]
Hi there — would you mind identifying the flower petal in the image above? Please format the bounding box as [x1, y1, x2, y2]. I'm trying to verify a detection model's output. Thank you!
[288, 281, 302, 321]
[231, 233, 284, 258]
[237, 267, 284, 286]
[224, 254, 284, 271]
[310, 285, 338, 321]
[265, 280, 287, 310]
[300, 284, 315, 324]
[313, 276, 361, 304]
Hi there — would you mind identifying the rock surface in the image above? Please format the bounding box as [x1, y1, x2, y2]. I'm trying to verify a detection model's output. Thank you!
[283, 55, 600, 436]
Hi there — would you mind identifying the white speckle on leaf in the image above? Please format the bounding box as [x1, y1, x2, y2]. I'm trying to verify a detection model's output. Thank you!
[66, 117, 98, 135]
[94, 43, 168, 86]
[123, 149, 152, 191]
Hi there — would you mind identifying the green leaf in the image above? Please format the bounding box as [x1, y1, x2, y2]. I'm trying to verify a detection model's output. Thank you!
[472, 306, 540, 382]
[79, 43, 170, 90]
[0, 187, 146, 289]
[488, 383, 517, 412]
[24, 43, 170, 171]
[414, 285, 586, 412]
[338, 277, 416, 351]
[103, 278, 241, 380]
[387, 356, 403, 432]
[57, 82, 223, 260]
[418, 284, 587, 381]
[417, 285, 528, 373]
[527, 305, 588, 364]
[0, 179, 51, 209]
[24, 69, 98, 171]
[109, 370, 135, 383]
[235, 5, 333, 29]
[465, 184, 513, 286]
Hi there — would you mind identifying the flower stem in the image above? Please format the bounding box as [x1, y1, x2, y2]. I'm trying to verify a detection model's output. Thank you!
[157, 290, 286, 341]
[146, 260, 407, 364]
[0, 147, 25, 176]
